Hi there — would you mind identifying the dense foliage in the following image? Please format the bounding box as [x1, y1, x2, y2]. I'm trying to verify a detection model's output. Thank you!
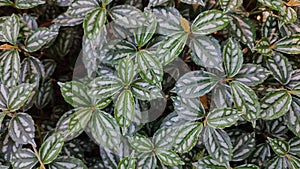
[0, 0, 300, 168]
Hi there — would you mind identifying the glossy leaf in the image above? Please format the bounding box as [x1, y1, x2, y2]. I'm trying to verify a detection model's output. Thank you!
[289, 137, 300, 156]
[153, 7, 182, 34]
[286, 97, 300, 137]
[117, 155, 136, 169]
[134, 12, 157, 47]
[118, 57, 134, 85]
[89, 75, 123, 99]
[268, 137, 290, 156]
[131, 80, 163, 100]
[223, 38, 243, 77]
[254, 37, 272, 56]
[128, 134, 153, 152]
[2, 14, 19, 44]
[0, 0, 13, 6]
[15, 0, 45, 9]
[136, 153, 157, 169]
[0, 84, 8, 109]
[265, 156, 289, 169]
[0, 49, 20, 88]
[220, 0, 243, 12]
[25, 28, 58, 52]
[48, 156, 88, 169]
[156, 149, 184, 166]
[68, 108, 93, 135]
[7, 84, 34, 111]
[235, 164, 260, 169]
[148, 0, 169, 7]
[172, 96, 205, 121]
[280, 6, 297, 24]
[153, 126, 176, 150]
[234, 64, 270, 86]
[83, 7, 106, 39]
[68, 0, 100, 17]
[11, 149, 38, 169]
[288, 155, 300, 169]
[273, 34, 300, 54]
[257, 0, 283, 11]
[207, 108, 242, 129]
[39, 133, 64, 164]
[232, 133, 255, 161]
[193, 156, 227, 169]
[181, 0, 205, 5]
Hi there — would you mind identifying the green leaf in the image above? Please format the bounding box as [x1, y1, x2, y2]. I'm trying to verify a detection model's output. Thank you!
[83, 7, 106, 40]
[15, 0, 45, 9]
[234, 64, 270, 86]
[0, 84, 8, 109]
[203, 126, 232, 163]
[118, 57, 134, 85]
[262, 16, 279, 43]
[223, 38, 243, 77]
[232, 133, 256, 161]
[193, 156, 227, 169]
[20, 56, 45, 85]
[89, 75, 123, 99]
[230, 81, 260, 124]
[156, 149, 184, 166]
[68, 108, 93, 135]
[35, 79, 53, 109]
[11, 148, 38, 169]
[268, 137, 290, 156]
[136, 153, 157, 169]
[206, 107, 241, 129]
[48, 156, 88, 169]
[289, 137, 300, 156]
[0, 49, 20, 88]
[0, 0, 13, 6]
[68, 0, 100, 17]
[228, 13, 256, 49]
[172, 96, 205, 121]
[211, 83, 232, 108]
[249, 143, 271, 164]
[118, 155, 136, 169]
[280, 6, 297, 24]
[90, 110, 121, 151]
[288, 155, 300, 169]
[261, 89, 292, 120]
[25, 28, 58, 52]
[2, 14, 19, 44]
[58, 81, 92, 107]
[235, 164, 260, 169]
[220, 0, 243, 12]
[153, 7, 182, 34]
[136, 50, 163, 84]
[265, 156, 289, 169]
[128, 134, 153, 152]
[285, 97, 300, 137]
[189, 35, 223, 70]
[7, 83, 34, 111]
[273, 34, 300, 54]
[134, 12, 157, 47]
[257, 0, 283, 11]
[148, 0, 169, 6]
[0, 112, 5, 125]
[174, 122, 202, 153]
[153, 126, 176, 150]
[181, 0, 205, 5]
[191, 10, 231, 35]
[174, 70, 220, 98]
[39, 133, 64, 164]
[8, 113, 35, 146]
[266, 53, 292, 85]
[156, 31, 188, 66]
[254, 37, 273, 56]
[131, 80, 162, 100]
[95, 98, 112, 109]
[114, 90, 135, 130]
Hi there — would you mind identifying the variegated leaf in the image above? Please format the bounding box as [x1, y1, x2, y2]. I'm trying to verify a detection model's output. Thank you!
[118, 57, 134, 85]
[249, 143, 271, 164]
[136, 50, 163, 84]
[257, 0, 283, 11]
[223, 38, 243, 77]
[286, 97, 300, 137]
[0, 49, 20, 88]
[25, 28, 58, 52]
[153, 126, 176, 150]
[211, 83, 232, 108]
[174, 122, 202, 153]
[11, 148, 38, 169]
[89, 75, 123, 99]
[68, 0, 100, 17]
[148, 0, 169, 7]
[230, 81, 260, 124]
[191, 10, 231, 35]
[20, 56, 45, 86]
[156, 31, 188, 66]
[234, 64, 270, 86]
[206, 107, 242, 129]
[262, 16, 279, 43]
[203, 126, 232, 164]
[131, 80, 163, 100]
[220, 0, 243, 12]
[289, 137, 300, 156]
[153, 7, 182, 35]
[0, 112, 5, 125]
[280, 6, 297, 24]
[232, 133, 255, 161]
[254, 37, 272, 56]
[266, 53, 292, 85]
[58, 81, 92, 108]
[261, 89, 292, 120]
[68, 108, 93, 135]
[118, 155, 136, 169]
[189, 35, 223, 70]
[156, 149, 184, 166]
[192, 156, 227, 169]
[114, 90, 135, 130]
[128, 134, 153, 152]
[174, 70, 220, 98]
[90, 110, 121, 151]
[0, 0, 13, 6]
[136, 153, 157, 169]
[54, 12, 84, 26]
[48, 156, 88, 169]
[134, 12, 157, 47]
[2, 14, 19, 44]
[35, 79, 53, 109]
[181, 0, 205, 5]
[265, 156, 289, 169]
[7, 83, 34, 111]
[268, 137, 290, 156]
[0, 83, 9, 109]
[235, 164, 260, 169]
[83, 7, 106, 39]
[39, 133, 64, 164]
[15, 0, 45, 9]
[8, 113, 35, 145]
[273, 34, 300, 54]
[172, 96, 205, 120]
[2, 133, 21, 162]
[288, 155, 300, 169]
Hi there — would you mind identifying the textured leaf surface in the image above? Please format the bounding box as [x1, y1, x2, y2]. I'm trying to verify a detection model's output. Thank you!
[148, 0, 169, 7]
[234, 64, 270, 86]
[131, 80, 162, 100]
[15, 0, 45, 9]
[117, 155, 136, 169]
[118, 57, 134, 85]
[153, 126, 176, 150]
[7, 84, 34, 111]
[181, 0, 205, 5]
[153, 7, 182, 34]
[193, 156, 227, 169]
[0, 0, 13, 6]
[273, 34, 300, 54]
[11, 149, 38, 169]
[39, 133, 64, 164]
[25, 28, 58, 52]
[2, 14, 19, 44]
[134, 12, 157, 47]
[156, 149, 184, 166]
[261, 89, 292, 120]
[254, 37, 272, 56]
[68, 108, 92, 135]
[48, 156, 88, 169]
[288, 155, 300, 169]
[0, 49, 20, 88]
[268, 137, 290, 156]
[89, 75, 123, 99]
[289, 137, 300, 156]
[128, 134, 153, 152]
[235, 164, 260, 169]
[220, 0, 243, 12]
[280, 6, 297, 24]
[207, 108, 242, 129]
[0, 84, 8, 109]
[232, 133, 255, 161]
[83, 7, 106, 39]
[223, 38, 243, 77]
[286, 97, 300, 137]
[68, 0, 100, 17]
[172, 96, 205, 120]
[136, 153, 157, 169]
[265, 156, 289, 169]
[257, 0, 283, 11]
[175, 70, 219, 98]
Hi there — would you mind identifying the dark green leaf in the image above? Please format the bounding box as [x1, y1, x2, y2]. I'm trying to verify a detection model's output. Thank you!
[128, 134, 153, 152]
[223, 38, 243, 77]
[234, 64, 270, 86]
[207, 108, 241, 129]
[39, 133, 64, 164]
[232, 133, 255, 161]
[254, 37, 273, 56]
[83, 7, 106, 39]
[136, 153, 157, 169]
[68, 0, 100, 17]
[288, 155, 300, 169]
[172, 96, 205, 121]
[8, 84, 35, 112]
[11, 148, 38, 169]
[118, 155, 136, 169]
[268, 137, 290, 156]
[273, 34, 300, 54]
[0, 83, 9, 109]
[289, 137, 300, 156]
[131, 80, 163, 100]
[0, 0, 13, 6]
[2, 14, 19, 44]
[265, 156, 289, 169]
[235, 164, 260, 169]
[25, 28, 58, 52]
[0, 49, 20, 88]
[156, 149, 184, 166]
[153, 126, 176, 150]
[89, 75, 123, 99]
[285, 97, 300, 137]
[15, 0, 45, 9]
[220, 0, 243, 12]
[118, 57, 134, 85]
[193, 156, 227, 169]
[257, 0, 283, 11]
[48, 156, 88, 169]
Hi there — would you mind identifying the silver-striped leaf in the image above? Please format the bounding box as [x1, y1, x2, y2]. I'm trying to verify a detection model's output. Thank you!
[0, 83, 9, 109]
[289, 137, 300, 157]
[189, 35, 223, 70]
[136, 50, 163, 84]
[8, 113, 35, 145]
[68, 108, 93, 136]
[131, 80, 163, 101]
[148, 0, 169, 7]
[286, 97, 300, 137]
[280, 6, 297, 24]
[2, 14, 19, 44]
[234, 64, 270, 86]
[211, 83, 232, 108]
[128, 134, 153, 153]
[7, 83, 34, 111]
[266, 53, 292, 85]
[273, 34, 300, 54]
[0, 49, 20, 89]
[118, 57, 134, 85]
[0, 112, 5, 125]
[230, 81, 260, 125]
[203, 126, 232, 164]
[232, 133, 255, 161]
[261, 89, 292, 120]
[35, 79, 53, 109]
[257, 0, 283, 11]
[288, 155, 300, 169]
[39, 133, 64, 164]
[220, 0, 243, 13]
[223, 38, 243, 77]
[291, 83, 300, 98]
[68, 0, 100, 17]
[174, 122, 202, 153]
[153, 7, 182, 35]
[262, 16, 279, 43]
[192, 156, 227, 169]
[134, 12, 157, 47]
[191, 10, 231, 35]
[249, 143, 271, 164]
[25, 28, 58, 52]
[0, 0, 13, 6]
[114, 90, 135, 130]
[117, 155, 136, 169]
[265, 156, 289, 169]
[181, 0, 204, 5]
[267, 137, 290, 156]
[254, 37, 272, 56]
[235, 164, 260, 169]
[156, 149, 184, 166]
[89, 75, 123, 99]
[156, 31, 188, 66]
[206, 107, 242, 129]
[153, 126, 176, 150]
[2, 133, 21, 162]
[20, 56, 45, 86]
[136, 153, 157, 169]
[15, 0, 45, 9]
[48, 156, 88, 169]
[83, 7, 106, 40]
[174, 70, 220, 98]
[11, 148, 38, 169]
[58, 81, 92, 108]
[90, 110, 121, 151]
[54, 12, 84, 26]
[172, 96, 205, 121]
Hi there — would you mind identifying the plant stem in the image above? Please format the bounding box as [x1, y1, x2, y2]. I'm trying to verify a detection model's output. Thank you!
[32, 145, 46, 169]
